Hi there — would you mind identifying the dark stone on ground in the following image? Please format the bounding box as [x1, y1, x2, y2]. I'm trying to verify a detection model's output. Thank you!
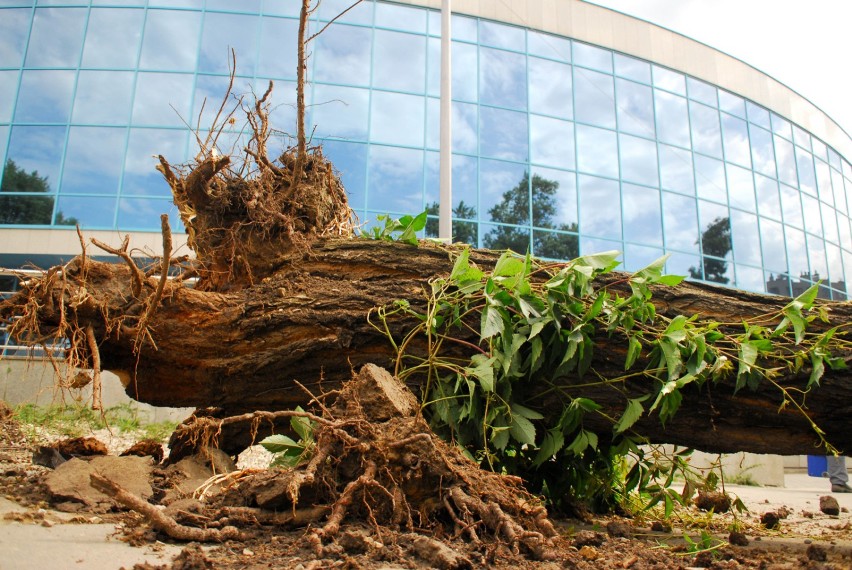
[819, 495, 840, 516]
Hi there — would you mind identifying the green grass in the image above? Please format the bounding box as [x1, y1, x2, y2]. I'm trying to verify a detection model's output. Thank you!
[12, 402, 178, 442]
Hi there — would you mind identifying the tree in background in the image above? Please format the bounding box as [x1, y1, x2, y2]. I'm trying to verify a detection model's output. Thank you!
[0, 159, 79, 226]
[425, 200, 478, 245]
[483, 172, 578, 260]
[689, 216, 731, 284]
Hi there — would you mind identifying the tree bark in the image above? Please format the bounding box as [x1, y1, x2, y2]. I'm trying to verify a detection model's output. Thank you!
[3, 237, 850, 457]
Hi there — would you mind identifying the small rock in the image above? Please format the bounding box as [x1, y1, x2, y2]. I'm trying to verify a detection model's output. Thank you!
[242, 548, 254, 556]
[40, 519, 54, 528]
[606, 520, 633, 538]
[578, 545, 599, 560]
[573, 530, 605, 547]
[802, 510, 814, 519]
[806, 543, 827, 562]
[695, 490, 732, 513]
[650, 520, 672, 533]
[760, 511, 781, 529]
[820, 495, 840, 516]
[804, 539, 812, 544]
[728, 531, 749, 546]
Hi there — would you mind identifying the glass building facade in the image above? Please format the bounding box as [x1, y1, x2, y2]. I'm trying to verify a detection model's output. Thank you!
[1, 0, 851, 300]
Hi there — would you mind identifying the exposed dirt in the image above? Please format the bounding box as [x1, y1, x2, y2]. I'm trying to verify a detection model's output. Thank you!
[2, 395, 852, 570]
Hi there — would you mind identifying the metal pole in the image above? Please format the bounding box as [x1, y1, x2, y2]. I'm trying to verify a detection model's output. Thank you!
[439, 0, 452, 241]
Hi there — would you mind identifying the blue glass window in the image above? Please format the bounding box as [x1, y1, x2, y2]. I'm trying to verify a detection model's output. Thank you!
[26, 8, 86, 68]
[826, 242, 843, 287]
[694, 154, 726, 203]
[424, 153, 478, 219]
[451, 42, 478, 102]
[61, 127, 124, 196]
[619, 133, 658, 187]
[576, 124, 617, 178]
[117, 197, 179, 231]
[614, 53, 650, 84]
[15, 70, 75, 123]
[731, 209, 760, 266]
[56, 195, 116, 228]
[531, 166, 576, 229]
[773, 136, 797, 187]
[771, 113, 792, 140]
[376, 2, 426, 33]
[745, 101, 770, 129]
[662, 191, 698, 252]
[479, 20, 524, 51]
[0, 70, 19, 123]
[689, 101, 722, 158]
[479, 159, 527, 225]
[6, 126, 66, 192]
[122, 128, 188, 197]
[528, 57, 572, 119]
[207, 0, 260, 13]
[574, 68, 615, 128]
[530, 115, 574, 169]
[573, 42, 612, 73]
[815, 159, 833, 205]
[658, 144, 694, 195]
[314, 24, 372, 88]
[527, 31, 571, 62]
[0, 8, 31, 69]
[754, 174, 781, 220]
[622, 183, 662, 246]
[821, 202, 839, 244]
[82, 8, 143, 69]
[625, 244, 664, 272]
[807, 233, 828, 278]
[140, 9, 201, 72]
[199, 13, 259, 76]
[479, 47, 526, 110]
[812, 138, 828, 162]
[367, 145, 424, 214]
[579, 175, 620, 239]
[792, 124, 811, 150]
[735, 266, 765, 292]
[322, 140, 367, 210]
[749, 126, 776, 178]
[785, 227, 808, 276]
[779, 183, 804, 229]
[686, 77, 716, 106]
[311, 85, 369, 141]
[480, 106, 527, 162]
[373, 30, 426, 93]
[452, 15, 477, 42]
[718, 90, 745, 118]
[371, 91, 425, 147]
[257, 17, 298, 79]
[655, 90, 690, 148]
[795, 146, 817, 195]
[801, 193, 823, 237]
[831, 169, 847, 215]
[726, 163, 755, 212]
[318, 0, 372, 25]
[132, 72, 193, 127]
[652, 65, 685, 95]
[73, 71, 134, 125]
[191, 74, 243, 131]
[616, 79, 654, 137]
[721, 114, 751, 168]
[759, 218, 787, 273]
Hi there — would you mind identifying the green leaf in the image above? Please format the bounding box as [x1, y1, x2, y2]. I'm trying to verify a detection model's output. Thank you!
[657, 274, 685, 286]
[511, 403, 544, 420]
[738, 341, 758, 377]
[575, 250, 621, 272]
[808, 353, 825, 388]
[450, 248, 484, 285]
[659, 338, 683, 380]
[792, 282, 820, 310]
[491, 425, 510, 451]
[625, 335, 642, 370]
[614, 398, 645, 434]
[509, 414, 536, 445]
[584, 291, 606, 322]
[533, 430, 565, 466]
[260, 434, 303, 454]
[467, 354, 496, 392]
[481, 304, 506, 340]
[290, 407, 313, 442]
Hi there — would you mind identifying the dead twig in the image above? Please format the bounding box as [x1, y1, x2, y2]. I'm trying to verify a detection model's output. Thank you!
[90, 235, 144, 298]
[84, 325, 102, 411]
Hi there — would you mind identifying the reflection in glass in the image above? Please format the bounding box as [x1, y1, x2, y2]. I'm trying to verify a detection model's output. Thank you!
[625, 244, 664, 272]
[686, 77, 716, 106]
[831, 169, 846, 214]
[718, 90, 745, 118]
[448, 102, 477, 155]
[373, 30, 426, 93]
[132, 73, 193, 127]
[56, 195, 116, 228]
[662, 191, 699, 252]
[574, 68, 615, 128]
[367, 145, 424, 214]
[784, 227, 808, 277]
[658, 144, 694, 195]
[123, 128, 188, 197]
[451, 42, 477, 102]
[619, 134, 658, 187]
[622, 183, 662, 246]
[652, 65, 685, 95]
[721, 114, 751, 168]
[821, 202, 839, 244]
[694, 154, 726, 203]
[579, 175, 620, 240]
[573, 42, 612, 73]
[0, 8, 30, 68]
[206, 0, 261, 12]
[771, 113, 792, 140]
[749, 126, 775, 178]
[479, 20, 524, 51]
[117, 197, 179, 231]
[26, 8, 86, 68]
[530, 115, 574, 169]
[838, 214, 851, 252]
[479, 159, 526, 224]
[423, 153, 478, 219]
[745, 101, 770, 129]
[6, 126, 66, 193]
[15, 70, 75, 123]
[795, 146, 817, 195]
[528, 57, 572, 119]
[82, 8, 143, 69]
[321, 140, 367, 210]
[199, 13, 259, 75]
[74, 71, 134, 125]
[806, 233, 827, 279]
[779, 183, 804, 228]
[801, 193, 822, 237]
[792, 124, 811, 150]
[479, 47, 526, 110]
[532, 167, 576, 229]
[258, 17, 298, 79]
[371, 91, 424, 147]
[576, 125, 617, 178]
[615, 79, 654, 137]
[735, 265, 765, 293]
[580, 237, 622, 260]
[375, 2, 426, 33]
[812, 138, 827, 162]
[666, 252, 700, 279]
[692, 203, 731, 284]
[774, 136, 797, 187]
[826, 243, 843, 286]
[534, 229, 579, 260]
[731, 209, 760, 266]
[726, 164, 755, 212]
[310, 84, 369, 141]
[655, 90, 689, 148]
[759, 218, 787, 274]
[480, 223, 529, 254]
[61, 127, 124, 195]
[614, 53, 650, 83]
[424, 199, 478, 244]
[480, 107, 527, 161]
[527, 31, 571, 61]
[688, 101, 722, 158]
[754, 175, 781, 220]
[318, 0, 372, 24]
[314, 24, 371, 87]
[191, 74, 246, 131]
[140, 9, 201, 71]
[815, 159, 833, 205]
[451, 14, 477, 42]
[0, 158, 54, 225]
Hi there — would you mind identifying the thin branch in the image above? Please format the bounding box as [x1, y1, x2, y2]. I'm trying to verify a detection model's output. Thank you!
[306, 0, 364, 43]
[85, 324, 102, 411]
[90, 236, 144, 298]
[142, 214, 173, 325]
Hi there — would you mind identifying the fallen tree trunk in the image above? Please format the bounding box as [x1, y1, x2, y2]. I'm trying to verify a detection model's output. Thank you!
[3, 237, 850, 456]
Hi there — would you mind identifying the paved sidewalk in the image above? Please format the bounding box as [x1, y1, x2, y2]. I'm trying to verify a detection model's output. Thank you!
[728, 472, 852, 514]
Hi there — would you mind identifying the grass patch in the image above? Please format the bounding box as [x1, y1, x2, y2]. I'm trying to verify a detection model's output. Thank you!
[12, 402, 178, 442]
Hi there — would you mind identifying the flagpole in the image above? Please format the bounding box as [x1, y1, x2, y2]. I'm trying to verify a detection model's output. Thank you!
[439, 0, 452, 241]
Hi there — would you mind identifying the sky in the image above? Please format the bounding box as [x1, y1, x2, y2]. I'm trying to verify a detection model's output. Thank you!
[583, 0, 852, 140]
